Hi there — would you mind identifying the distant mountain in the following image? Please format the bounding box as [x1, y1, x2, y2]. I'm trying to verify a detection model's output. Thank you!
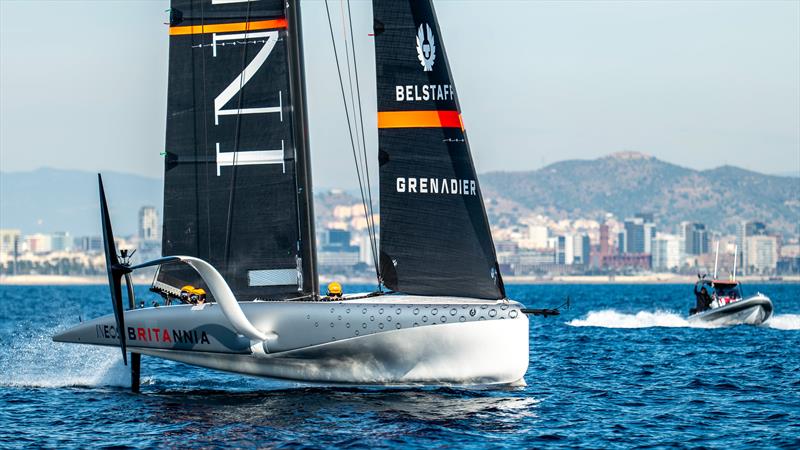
[0, 168, 162, 236]
[480, 152, 800, 236]
[4, 156, 798, 238]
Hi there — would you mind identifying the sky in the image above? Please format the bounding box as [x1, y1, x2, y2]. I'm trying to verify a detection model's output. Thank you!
[1, 0, 799, 191]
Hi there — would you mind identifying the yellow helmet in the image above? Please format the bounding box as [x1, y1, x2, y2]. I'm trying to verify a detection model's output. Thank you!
[181, 285, 195, 293]
[327, 282, 342, 296]
[194, 288, 206, 296]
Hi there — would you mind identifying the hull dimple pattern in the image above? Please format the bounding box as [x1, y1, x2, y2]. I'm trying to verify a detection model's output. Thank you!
[299, 299, 523, 343]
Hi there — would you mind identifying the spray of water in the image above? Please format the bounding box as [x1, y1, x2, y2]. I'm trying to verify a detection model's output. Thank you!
[566, 310, 711, 328]
[765, 314, 800, 330]
[567, 310, 800, 330]
[0, 324, 130, 388]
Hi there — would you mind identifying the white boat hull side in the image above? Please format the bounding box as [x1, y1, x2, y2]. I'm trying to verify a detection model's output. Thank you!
[137, 316, 529, 385]
[688, 295, 773, 326]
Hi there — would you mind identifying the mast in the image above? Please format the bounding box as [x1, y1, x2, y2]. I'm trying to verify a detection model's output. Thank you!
[285, 0, 318, 297]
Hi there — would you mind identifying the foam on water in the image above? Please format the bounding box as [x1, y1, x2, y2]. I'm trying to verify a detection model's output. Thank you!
[567, 309, 715, 329]
[765, 314, 800, 330]
[568, 310, 800, 330]
[0, 325, 129, 388]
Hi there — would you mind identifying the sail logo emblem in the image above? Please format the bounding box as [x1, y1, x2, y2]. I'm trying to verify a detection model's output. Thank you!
[416, 23, 436, 72]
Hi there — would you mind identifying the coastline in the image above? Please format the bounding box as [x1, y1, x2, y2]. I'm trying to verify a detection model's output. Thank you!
[3, 274, 798, 286]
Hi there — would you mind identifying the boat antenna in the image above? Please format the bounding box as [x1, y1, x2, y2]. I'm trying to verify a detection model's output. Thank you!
[732, 244, 738, 281]
[713, 240, 720, 279]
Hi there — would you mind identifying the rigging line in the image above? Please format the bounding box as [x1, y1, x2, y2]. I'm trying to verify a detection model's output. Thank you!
[223, 0, 253, 272]
[338, 0, 377, 275]
[341, 0, 379, 280]
[337, 0, 379, 280]
[200, 0, 212, 259]
[324, 0, 380, 282]
[345, 0, 379, 280]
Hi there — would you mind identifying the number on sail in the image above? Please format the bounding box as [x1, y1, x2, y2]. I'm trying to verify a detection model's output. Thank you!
[213, 30, 282, 125]
[213, 30, 285, 176]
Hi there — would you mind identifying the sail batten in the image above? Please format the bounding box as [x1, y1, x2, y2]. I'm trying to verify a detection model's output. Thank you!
[373, 0, 505, 300]
[160, 0, 316, 300]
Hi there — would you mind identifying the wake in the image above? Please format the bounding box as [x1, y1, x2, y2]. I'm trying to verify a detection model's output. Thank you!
[567, 310, 800, 330]
[765, 314, 800, 330]
[0, 324, 130, 388]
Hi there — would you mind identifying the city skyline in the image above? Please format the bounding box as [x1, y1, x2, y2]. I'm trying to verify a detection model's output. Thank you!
[2, 202, 796, 278]
[2, 1, 799, 191]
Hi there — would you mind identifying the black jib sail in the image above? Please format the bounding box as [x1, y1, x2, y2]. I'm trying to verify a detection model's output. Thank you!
[372, 0, 505, 299]
[159, 0, 317, 300]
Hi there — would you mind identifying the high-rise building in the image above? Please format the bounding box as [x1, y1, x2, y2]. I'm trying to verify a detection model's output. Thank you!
[623, 217, 645, 253]
[599, 224, 610, 256]
[652, 234, 683, 270]
[744, 235, 778, 275]
[574, 234, 591, 266]
[739, 221, 768, 275]
[558, 234, 591, 266]
[682, 222, 709, 255]
[138, 206, 160, 242]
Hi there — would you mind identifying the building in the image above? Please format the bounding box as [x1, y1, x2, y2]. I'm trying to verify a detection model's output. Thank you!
[524, 225, 549, 249]
[739, 221, 768, 275]
[682, 222, 709, 255]
[620, 215, 655, 254]
[50, 231, 72, 252]
[599, 223, 610, 257]
[556, 236, 566, 264]
[501, 250, 556, 275]
[652, 234, 683, 270]
[558, 233, 591, 266]
[744, 235, 778, 275]
[76, 236, 104, 253]
[601, 253, 651, 271]
[318, 229, 361, 268]
[138, 206, 160, 242]
[25, 233, 52, 254]
[0, 229, 21, 256]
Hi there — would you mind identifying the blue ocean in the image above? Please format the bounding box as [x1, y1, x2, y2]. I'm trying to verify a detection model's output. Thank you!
[0, 284, 798, 448]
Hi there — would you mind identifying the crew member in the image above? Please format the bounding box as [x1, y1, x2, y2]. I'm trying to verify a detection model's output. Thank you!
[193, 288, 207, 305]
[693, 286, 712, 313]
[697, 286, 711, 312]
[180, 285, 195, 304]
[326, 282, 343, 300]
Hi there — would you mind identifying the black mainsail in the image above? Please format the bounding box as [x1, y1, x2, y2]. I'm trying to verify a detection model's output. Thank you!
[372, 0, 505, 299]
[159, 0, 317, 300]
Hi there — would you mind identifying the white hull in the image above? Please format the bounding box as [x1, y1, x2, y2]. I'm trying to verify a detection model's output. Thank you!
[139, 318, 528, 385]
[688, 294, 773, 326]
[54, 295, 530, 386]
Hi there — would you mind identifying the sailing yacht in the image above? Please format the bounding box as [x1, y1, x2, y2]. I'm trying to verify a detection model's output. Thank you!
[54, 0, 531, 388]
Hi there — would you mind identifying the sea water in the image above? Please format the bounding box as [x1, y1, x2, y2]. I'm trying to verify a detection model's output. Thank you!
[0, 284, 798, 448]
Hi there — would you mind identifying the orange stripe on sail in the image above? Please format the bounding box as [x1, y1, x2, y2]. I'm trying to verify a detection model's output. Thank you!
[377, 111, 464, 129]
[169, 18, 288, 36]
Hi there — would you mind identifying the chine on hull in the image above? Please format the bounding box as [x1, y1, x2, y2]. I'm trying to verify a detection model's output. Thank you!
[53, 296, 530, 386]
